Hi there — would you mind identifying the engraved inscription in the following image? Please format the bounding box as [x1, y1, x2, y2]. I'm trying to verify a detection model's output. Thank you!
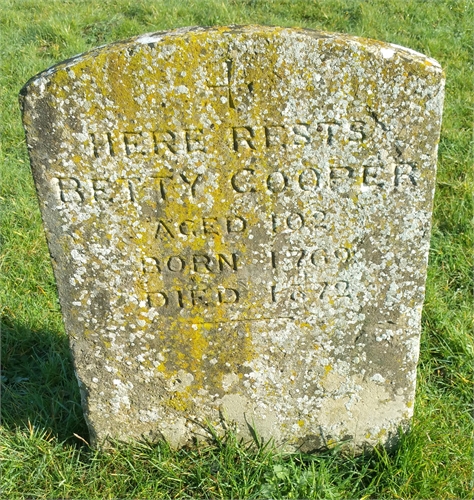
[271, 281, 350, 304]
[151, 216, 246, 239]
[146, 287, 240, 309]
[137, 238, 355, 316]
[46, 51, 428, 328]
[394, 161, 419, 187]
[89, 128, 206, 158]
[142, 253, 239, 275]
[85, 117, 388, 158]
[52, 160, 419, 207]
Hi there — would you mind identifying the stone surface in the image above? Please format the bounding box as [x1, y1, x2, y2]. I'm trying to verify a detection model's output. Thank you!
[20, 26, 444, 452]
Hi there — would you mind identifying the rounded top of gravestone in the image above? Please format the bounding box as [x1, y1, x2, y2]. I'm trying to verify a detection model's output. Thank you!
[20, 25, 442, 94]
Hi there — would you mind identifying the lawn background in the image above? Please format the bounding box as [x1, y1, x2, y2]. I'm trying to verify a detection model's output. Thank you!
[1, 0, 473, 498]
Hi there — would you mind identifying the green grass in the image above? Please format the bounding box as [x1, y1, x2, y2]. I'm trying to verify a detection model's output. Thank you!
[1, 0, 473, 498]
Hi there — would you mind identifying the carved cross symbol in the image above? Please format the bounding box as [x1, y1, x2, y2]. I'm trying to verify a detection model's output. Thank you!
[208, 59, 254, 109]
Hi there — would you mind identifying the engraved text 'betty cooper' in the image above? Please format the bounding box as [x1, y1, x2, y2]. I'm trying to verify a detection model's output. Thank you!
[52, 160, 419, 205]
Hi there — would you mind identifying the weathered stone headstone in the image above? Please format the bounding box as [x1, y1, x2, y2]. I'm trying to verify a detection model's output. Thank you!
[20, 26, 444, 452]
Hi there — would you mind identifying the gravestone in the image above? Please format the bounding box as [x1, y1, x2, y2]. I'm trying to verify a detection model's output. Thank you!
[20, 26, 444, 452]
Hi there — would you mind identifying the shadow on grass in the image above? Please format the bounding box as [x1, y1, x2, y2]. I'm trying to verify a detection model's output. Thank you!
[0, 316, 89, 444]
[1, 318, 422, 497]
[0, 314, 408, 456]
